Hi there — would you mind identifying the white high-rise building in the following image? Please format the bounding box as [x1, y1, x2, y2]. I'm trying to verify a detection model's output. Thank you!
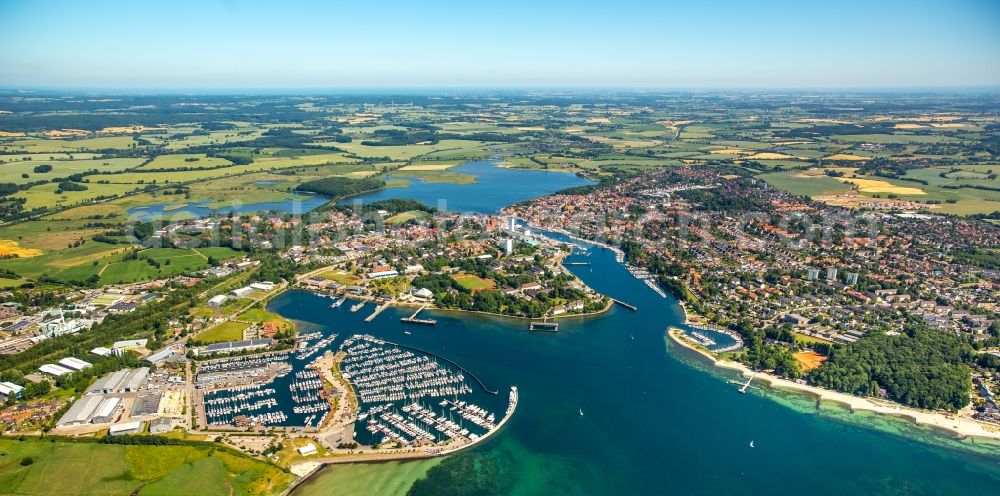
[826, 267, 838, 282]
[508, 217, 517, 232]
[504, 238, 514, 255]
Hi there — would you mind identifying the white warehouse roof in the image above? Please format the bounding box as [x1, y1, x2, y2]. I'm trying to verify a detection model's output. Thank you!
[39, 363, 74, 376]
[57, 395, 104, 426]
[109, 420, 143, 435]
[91, 397, 122, 422]
[0, 382, 24, 397]
[59, 357, 93, 371]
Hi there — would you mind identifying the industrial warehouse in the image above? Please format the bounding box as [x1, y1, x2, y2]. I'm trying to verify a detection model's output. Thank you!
[56, 368, 150, 428]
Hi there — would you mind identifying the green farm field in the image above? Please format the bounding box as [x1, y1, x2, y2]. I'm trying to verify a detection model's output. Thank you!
[1, 157, 144, 184]
[139, 153, 232, 170]
[756, 166, 1000, 215]
[0, 136, 138, 153]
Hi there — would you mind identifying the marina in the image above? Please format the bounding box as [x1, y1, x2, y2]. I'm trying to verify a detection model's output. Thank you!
[683, 324, 744, 353]
[339, 334, 509, 447]
[625, 264, 668, 298]
[197, 326, 343, 428]
[195, 298, 510, 447]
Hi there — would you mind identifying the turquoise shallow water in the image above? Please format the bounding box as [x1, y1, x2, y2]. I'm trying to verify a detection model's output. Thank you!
[277, 165, 1000, 495]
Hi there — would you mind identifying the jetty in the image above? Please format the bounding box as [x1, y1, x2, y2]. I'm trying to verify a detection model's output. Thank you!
[364, 300, 392, 322]
[401, 304, 437, 325]
[612, 299, 638, 311]
[565, 262, 591, 266]
[739, 373, 756, 394]
[529, 320, 559, 332]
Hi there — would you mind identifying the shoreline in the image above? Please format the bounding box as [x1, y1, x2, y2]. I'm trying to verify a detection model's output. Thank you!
[666, 328, 1000, 442]
[522, 222, 626, 261]
[298, 284, 614, 323]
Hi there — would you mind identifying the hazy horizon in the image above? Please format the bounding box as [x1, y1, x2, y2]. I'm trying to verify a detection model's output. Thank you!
[2, 0, 999, 90]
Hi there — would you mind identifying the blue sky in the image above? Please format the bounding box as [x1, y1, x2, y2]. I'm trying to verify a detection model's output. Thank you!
[1, 0, 998, 89]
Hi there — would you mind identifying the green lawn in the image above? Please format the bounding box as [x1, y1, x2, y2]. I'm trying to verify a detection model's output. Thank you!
[197, 321, 250, 344]
[192, 247, 243, 260]
[237, 308, 293, 333]
[0, 438, 293, 496]
[793, 332, 833, 346]
[451, 273, 495, 291]
[318, 269, 360, 285]
[386, 210, 431, 224]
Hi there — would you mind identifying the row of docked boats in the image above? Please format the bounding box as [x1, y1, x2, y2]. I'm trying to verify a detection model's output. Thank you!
[204, 383, 285, 425]
[339, 335, 472, 404]
[440, 399, 496, 430]
[295, 369, 320, 380]
[359, 400, 491, 447]
[625, 264, 668, 298]
[687, 325, 745, 352]
[295, 332, 338, 361]
[198, 351, 290, 375]
[302, 411, 328, 428]
[204, 386, 276, 406]
[690, 331, 716, 347]
[292, 402, 329, 414]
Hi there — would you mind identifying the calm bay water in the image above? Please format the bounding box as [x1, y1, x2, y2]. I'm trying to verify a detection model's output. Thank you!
[127, 196, 329, 220]
[274, 167, 1000, 495]
[338, 159, 593, 213]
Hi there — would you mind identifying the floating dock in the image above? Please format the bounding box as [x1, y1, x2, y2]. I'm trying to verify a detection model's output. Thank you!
[401, 304, 437, 325]
[529, 321, 559, 332]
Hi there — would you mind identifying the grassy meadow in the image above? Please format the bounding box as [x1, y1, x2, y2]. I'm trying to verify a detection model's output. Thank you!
[0, 438, 294, 496]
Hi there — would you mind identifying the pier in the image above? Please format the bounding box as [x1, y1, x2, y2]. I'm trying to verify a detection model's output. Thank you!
[401, 304, 437, 325]
[529, 321, 559, 332]
[739, 373, 755, 393]
[565, 262, 591, 266]
[612, 299, 638, 311]
[364, 300, 392, 322]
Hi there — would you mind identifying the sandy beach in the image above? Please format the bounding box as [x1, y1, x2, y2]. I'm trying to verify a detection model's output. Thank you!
[667, 328, 1000, 441]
